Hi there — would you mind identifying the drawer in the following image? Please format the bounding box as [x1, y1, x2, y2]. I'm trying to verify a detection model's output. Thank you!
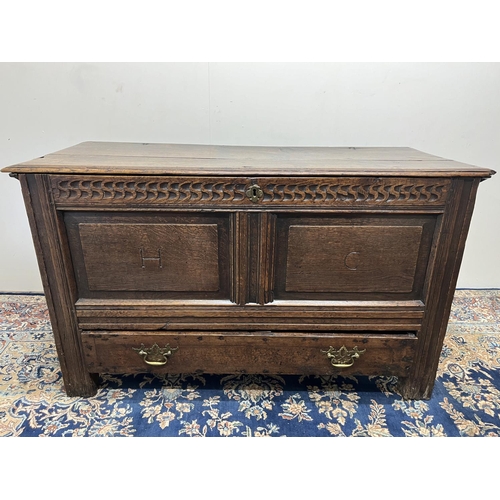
[81, 331, 417, 377]
[64, 212, 231, 300]
[273, 213, 438, 301]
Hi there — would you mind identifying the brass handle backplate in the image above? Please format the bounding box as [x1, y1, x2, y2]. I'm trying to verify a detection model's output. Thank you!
[245, 184, 264, 203]
[321, 345, 366, 368]
[133, 343, 178, 366]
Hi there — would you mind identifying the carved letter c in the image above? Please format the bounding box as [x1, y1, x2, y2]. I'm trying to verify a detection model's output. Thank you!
[344, 251, 361, 270]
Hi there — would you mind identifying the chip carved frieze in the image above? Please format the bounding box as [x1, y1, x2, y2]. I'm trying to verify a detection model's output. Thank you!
[51, 176, 450, 206]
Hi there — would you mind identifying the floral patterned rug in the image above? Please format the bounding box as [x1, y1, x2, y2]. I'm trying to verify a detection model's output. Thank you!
[1, 290, 499, 437]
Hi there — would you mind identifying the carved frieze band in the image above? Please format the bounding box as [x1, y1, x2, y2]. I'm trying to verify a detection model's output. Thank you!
[261, 181, 450, 204]
[52, 176, 450, 206]
[53, 177, 247, 204]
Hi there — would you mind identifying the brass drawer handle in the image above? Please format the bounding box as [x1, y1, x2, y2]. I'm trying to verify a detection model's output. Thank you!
[246, 184, 264, 203]
[321, 345, 366, 368]
[133, 343, 178, 366]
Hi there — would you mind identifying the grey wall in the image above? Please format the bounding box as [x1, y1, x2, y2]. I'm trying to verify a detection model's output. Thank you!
[1, 62, 498, 291]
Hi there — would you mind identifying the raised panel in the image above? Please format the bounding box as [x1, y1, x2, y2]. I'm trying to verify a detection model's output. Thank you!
[64, 212, 231, 300]
[80, 223, 219, 292]
[285, 225, 422, 292]
[274, 214, 438, 301]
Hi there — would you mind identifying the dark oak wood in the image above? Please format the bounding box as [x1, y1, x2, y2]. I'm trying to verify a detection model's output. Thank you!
[2, 143, 495, 399]
[75, 301, 425, 332]
[64, 212, 231, 300]
[48, 142, 449, 160]
[398, 178, 485, 399]
[276, 214, 437, 300]
[48, 175, 453, 208]
[19, 174, 98, 396]
[3, 142, 494, 177]
[81, 331, 417, 377]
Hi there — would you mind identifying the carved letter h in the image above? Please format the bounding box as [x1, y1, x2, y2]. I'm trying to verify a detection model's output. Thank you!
[140, 248, 163, 269]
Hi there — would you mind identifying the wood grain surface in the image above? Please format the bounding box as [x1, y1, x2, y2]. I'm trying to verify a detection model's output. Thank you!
[82, 330, 417, 377]
[4, 142, 494, 399]
[2, 142, 495, 177]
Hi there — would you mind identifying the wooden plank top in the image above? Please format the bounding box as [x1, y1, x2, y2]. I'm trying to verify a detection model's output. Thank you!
[2, 141, 495, 178]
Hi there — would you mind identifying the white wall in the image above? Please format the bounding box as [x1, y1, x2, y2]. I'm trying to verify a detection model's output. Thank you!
[0, 62, 498, 291]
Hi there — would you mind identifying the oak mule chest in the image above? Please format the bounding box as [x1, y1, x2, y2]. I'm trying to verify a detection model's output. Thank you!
[3, 142, 494, 399]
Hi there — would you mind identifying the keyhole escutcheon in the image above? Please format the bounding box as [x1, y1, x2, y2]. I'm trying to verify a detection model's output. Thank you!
[245, 184, 264, 203]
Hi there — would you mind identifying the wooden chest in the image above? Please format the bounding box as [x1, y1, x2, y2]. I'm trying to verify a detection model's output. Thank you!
[3, 142, 494, 399]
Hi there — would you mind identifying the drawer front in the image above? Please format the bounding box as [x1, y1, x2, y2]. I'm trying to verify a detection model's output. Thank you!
[51, 175, 451, 208]
[273, 213, 437, 301]
[64, 212, 231, 300]
[82, 331, 417, 377]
